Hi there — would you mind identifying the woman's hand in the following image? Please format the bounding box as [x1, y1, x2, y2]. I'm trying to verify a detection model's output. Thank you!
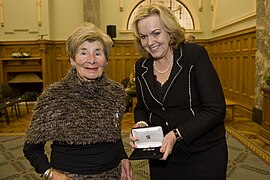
[129, 121, 147, 149]
[129, 131, 139, 149]
[120, 159, 133, 180]
[159, 130, 177, 160]
[51, 169, 73, 180]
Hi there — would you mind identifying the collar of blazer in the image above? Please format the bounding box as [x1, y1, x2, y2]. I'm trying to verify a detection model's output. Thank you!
[137, 46, 184, 104]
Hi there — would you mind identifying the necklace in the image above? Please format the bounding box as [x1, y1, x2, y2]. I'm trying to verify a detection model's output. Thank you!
[154, 60, 173, 74]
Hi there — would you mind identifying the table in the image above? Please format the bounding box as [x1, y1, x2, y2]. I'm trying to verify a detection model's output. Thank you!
[225, 99, 238, 122]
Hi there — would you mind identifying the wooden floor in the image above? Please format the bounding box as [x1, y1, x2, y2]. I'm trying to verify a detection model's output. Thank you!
[1, 101, 270, 164]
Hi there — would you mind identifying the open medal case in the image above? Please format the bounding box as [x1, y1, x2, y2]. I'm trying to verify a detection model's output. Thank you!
[129, 126, 164, 160]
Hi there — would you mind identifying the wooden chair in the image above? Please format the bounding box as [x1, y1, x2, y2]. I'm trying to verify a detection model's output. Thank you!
[0, 102, 10, 125]
[18, 96, 29, 114]
[121, 77, 134, 112]
[0, 84, 21, 119]
[121, 77, 130, 88]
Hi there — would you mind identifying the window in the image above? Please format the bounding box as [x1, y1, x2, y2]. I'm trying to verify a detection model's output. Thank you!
[127, 0, 194, 30]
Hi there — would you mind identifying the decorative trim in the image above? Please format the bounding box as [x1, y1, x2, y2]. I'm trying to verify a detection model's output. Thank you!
[212, 12, 256, 32]
[209, 27, 255, 42]
[0, 0, 4, 27]
[198, 0, 202, 12]
[13, 28, 29, 32]
[37, 0, 42, 26]
[226, 126, 270, 165]
[121, 0, 201, 32]
[211, 0, 214, 11]
[119, 0, 123, 12]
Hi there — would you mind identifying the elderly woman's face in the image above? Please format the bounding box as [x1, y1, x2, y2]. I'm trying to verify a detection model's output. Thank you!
[70, 41, 107, 81]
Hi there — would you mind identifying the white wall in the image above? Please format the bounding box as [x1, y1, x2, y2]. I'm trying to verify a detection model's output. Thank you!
[0, 0, 50, 40]
[0, 0, 256, 41]
[48, 0, 84, 40]
[211, 0, 256, 37]
[0, 0, 83, 41]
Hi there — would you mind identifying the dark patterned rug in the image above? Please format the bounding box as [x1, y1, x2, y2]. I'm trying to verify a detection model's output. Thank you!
[0, 131, 270, 180]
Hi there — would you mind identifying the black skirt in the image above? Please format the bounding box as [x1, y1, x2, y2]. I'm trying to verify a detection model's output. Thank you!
[149, 138, 228, 180]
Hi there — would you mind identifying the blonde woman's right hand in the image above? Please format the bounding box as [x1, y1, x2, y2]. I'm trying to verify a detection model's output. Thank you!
[129, 121, 148, 149]
[129, 131, 139, 149]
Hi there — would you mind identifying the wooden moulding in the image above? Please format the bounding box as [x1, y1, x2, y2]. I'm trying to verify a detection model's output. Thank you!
[8, 73, 43, 83]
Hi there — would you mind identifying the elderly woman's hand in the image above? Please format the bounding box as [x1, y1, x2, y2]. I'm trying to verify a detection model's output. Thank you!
[51, 169, 73, 180]
[120, 159, 133, 180]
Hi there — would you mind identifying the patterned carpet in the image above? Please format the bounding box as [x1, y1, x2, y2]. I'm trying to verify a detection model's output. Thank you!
[0, 131, 270, 180]
[0, 106, 270, 179]
[123, 131, 270, 180]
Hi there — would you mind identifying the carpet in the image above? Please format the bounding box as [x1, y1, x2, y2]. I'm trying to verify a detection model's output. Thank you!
[0, 131, 270, 180]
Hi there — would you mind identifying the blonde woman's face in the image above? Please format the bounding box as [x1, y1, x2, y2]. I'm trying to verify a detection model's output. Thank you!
[137, 14, 172, 60]
[70, 41, 107, 81]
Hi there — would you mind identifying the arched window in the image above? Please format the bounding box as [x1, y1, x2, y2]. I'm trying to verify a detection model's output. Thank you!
[127, 0, 194, 30]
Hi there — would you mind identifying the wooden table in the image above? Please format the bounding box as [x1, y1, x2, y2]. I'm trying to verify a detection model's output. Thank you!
[226, 99, 238, 122]
[258, 88, 270, 144]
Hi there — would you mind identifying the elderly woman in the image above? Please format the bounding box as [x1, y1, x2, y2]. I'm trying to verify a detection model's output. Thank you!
[23, 22, 132, 180]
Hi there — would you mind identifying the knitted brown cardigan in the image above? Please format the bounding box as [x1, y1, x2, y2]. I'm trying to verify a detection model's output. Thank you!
[25, 67, 126, 145]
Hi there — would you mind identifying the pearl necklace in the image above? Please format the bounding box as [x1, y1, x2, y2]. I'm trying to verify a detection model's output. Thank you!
[154, 60, 173, 74]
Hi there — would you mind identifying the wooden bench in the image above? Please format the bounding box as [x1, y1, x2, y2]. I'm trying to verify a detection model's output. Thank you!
[225, 99, 238, 122]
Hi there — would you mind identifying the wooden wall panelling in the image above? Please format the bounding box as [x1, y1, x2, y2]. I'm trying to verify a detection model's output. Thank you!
[53, 42, 70, 82]
[208, 28, 256, 117]
[230, 51, 235, 92]
[248, 35, 256, 99]
[239, 56, 245, 95]
[123, 45, 135, 78]
[39, 40, 50, 89]
[48, 44, 56, 84]
[0, 41, 45, 95]
[106, 57, 114, 81]
[38, 41, 49, 89]
[249, 55, 255, 98]
[115, 58, 124, 82]
[42, 40, 140, 85]
[107, 40, 139, 83]
[0, 30, 256, 118]
[0, 60, 4, 84]
[235, 56, 241, 94]
[242, 55, 248, 96]
[223, 56, 228, 89]
[225, 56, 230, 91]
[107, 44, 122, 81]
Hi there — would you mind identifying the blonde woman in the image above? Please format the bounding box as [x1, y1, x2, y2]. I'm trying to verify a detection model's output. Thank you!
[130, 3, 227, 180]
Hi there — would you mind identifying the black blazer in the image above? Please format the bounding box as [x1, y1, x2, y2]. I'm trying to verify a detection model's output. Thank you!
[134, 43, 226, 153]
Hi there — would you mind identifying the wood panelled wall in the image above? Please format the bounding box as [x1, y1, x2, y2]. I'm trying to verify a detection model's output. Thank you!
[40, 40, 141, 84]
[107, 40, 140, 83]
[0, 40, 55, 89]
[52, 41, 70, 82]
[0, 28, 256, 117]
[207, 27, 256, 117]
[44, 40, 141, 84]
[0, 40, 140, 87]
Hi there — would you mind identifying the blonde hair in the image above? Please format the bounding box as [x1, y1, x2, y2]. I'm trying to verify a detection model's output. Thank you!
[132, 3, 185, 57]
[185, 33, 196, 43]
[66, 22, 113, 60]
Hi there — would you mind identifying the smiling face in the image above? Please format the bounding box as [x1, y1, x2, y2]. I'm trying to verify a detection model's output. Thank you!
[70, 41, 107, 81]
[137, 14, 172, 60]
